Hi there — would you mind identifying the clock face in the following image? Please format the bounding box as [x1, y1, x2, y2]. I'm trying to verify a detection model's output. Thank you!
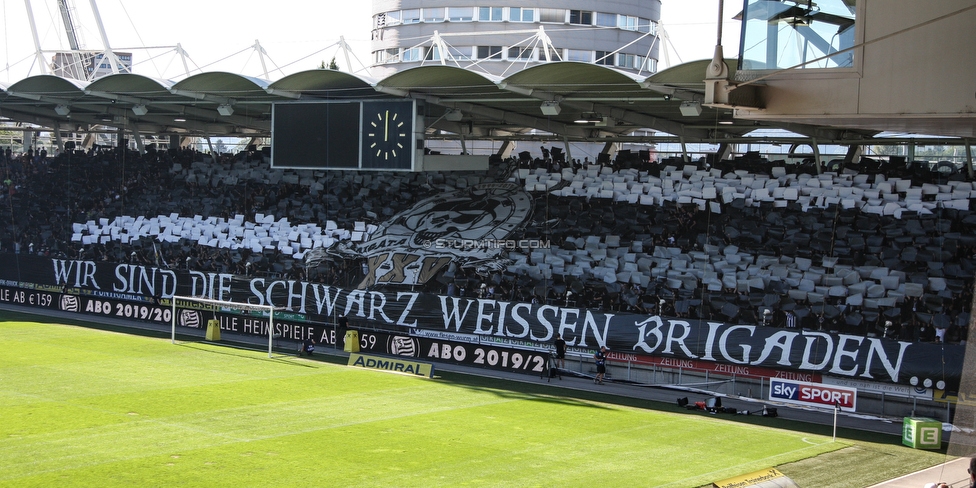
[367, 110, 407, 159]
[362, 100, 414, 170]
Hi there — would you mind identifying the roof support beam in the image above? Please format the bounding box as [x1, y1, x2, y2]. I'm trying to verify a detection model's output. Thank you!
[85, 90, 151, 106]
[169, 88, 234, 105]
[5, 91, 75, 105]
[567, 100, 712, 139]
[446, 100, 587, 138]
[496, 82, 712, 139]
[265, 88, 302, 99]
[376, 85, 588, 139]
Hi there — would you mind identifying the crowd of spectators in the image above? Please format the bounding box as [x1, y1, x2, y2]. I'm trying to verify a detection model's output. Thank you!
[0, 142, 972, 344]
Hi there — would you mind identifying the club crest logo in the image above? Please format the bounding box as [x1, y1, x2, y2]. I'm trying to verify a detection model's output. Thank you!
[389, 336, 419, 357]
[180, 310, 202, 328]
[367, 182, 532, 254]
[60, 295, 80, 312]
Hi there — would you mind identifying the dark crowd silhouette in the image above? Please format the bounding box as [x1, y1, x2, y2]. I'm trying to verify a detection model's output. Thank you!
[0, 143, 971, 345]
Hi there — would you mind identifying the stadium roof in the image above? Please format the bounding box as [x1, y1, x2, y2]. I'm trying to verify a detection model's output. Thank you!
[0, 60, 914, 145]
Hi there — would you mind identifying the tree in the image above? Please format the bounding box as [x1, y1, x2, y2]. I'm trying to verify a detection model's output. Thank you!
[319, 57, 340, 70]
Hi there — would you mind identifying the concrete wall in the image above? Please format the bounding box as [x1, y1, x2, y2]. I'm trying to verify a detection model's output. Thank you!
[734, 0, 976, 137]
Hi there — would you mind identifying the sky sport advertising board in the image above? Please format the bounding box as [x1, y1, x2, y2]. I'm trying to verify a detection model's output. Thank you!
[769, 378, 857, 412]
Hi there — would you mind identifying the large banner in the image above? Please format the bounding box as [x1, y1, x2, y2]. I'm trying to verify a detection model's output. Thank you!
[0, 253, 963, 390]
[308, 182, 534, 287]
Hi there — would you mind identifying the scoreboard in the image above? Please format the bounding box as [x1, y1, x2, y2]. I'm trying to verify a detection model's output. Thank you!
[271, 99, 421, 171]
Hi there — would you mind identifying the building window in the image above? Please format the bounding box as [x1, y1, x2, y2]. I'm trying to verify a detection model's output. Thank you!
[476, 46, 503, 60]
[508, 47, 534, 60]
[638, 19, 655, 35]
[596, 12, 616, 27]
[402, 9, 421, 24]
[595, 51, 614, 66]
[425, 46, 441, 61]
[539, 45, 561, 61]
[617, 15, 638, 31]
[569, 10, 592, 25]
[402, 47, 422, 62]
[479, 7, 502, 22]
[509, 7, 535, 22]
[448, 7, 473, 22]
[423, 8, 444, 23]
[385, 11, 402, 26]
[566, 49, 591, 62]
[538, 8, 564, 23]
[739, 0, 856, 69]
[446, 46, 473, 62]
[373, 48, 399, 64]
[617, 53, 645, 69]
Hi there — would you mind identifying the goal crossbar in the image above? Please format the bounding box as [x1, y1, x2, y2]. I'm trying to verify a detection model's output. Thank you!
[170, 295, 280, 358]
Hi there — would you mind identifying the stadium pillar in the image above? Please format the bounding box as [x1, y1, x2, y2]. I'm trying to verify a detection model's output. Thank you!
[495, 140, 515, 159]
[600, 141, 618, 162]
[812, 138, 822, 174]
[843, 144, 861, 166]
[22, 129, 32, 153]
[562, 136, 572, 164]
[170, 134, 181, 150]
[714, 143, 732, 162]
[965, 139, 973, 179]
[129, 124, 145, 154]
[53, 125, 65, 153]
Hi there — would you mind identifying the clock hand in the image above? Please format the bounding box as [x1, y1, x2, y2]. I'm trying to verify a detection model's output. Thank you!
[384, 110, 389, 141]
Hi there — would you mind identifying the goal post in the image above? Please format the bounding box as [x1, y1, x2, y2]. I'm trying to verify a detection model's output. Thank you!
[170, 295, 279, 358]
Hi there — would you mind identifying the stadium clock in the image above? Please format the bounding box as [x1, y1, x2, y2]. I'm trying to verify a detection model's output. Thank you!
[362, 100, 415, 170]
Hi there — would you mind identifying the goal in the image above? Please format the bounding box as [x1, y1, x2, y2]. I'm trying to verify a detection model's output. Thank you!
[170, 295, 280, 358]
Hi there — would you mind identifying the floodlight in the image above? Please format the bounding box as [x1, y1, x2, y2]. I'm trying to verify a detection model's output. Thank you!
[55, 104, 70, 116]
[217, 104, 234, 116]
[444, 109, 463, 121]
[573, 113, 601, 124]
[679, 101, 702, 117]
[540, 101, 561, 116]
[132, 104, 148, 116]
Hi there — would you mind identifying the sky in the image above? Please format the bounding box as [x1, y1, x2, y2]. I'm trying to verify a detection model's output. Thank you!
[0, 0, 743, 83]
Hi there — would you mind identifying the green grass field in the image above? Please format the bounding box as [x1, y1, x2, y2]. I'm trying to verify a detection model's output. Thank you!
[0, 316, 951, 487]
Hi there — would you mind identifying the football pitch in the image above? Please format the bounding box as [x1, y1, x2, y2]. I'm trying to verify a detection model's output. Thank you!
[0, 317, 951, 487]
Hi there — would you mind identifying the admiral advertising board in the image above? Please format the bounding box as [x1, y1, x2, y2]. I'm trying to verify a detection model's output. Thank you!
[347, 353, 435, 378]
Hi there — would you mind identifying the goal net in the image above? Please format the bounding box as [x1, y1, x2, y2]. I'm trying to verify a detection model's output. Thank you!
[170, 295, 280, 358]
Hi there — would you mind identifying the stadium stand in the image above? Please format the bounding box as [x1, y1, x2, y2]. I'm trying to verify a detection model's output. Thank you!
[0, 143, 971, 344]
